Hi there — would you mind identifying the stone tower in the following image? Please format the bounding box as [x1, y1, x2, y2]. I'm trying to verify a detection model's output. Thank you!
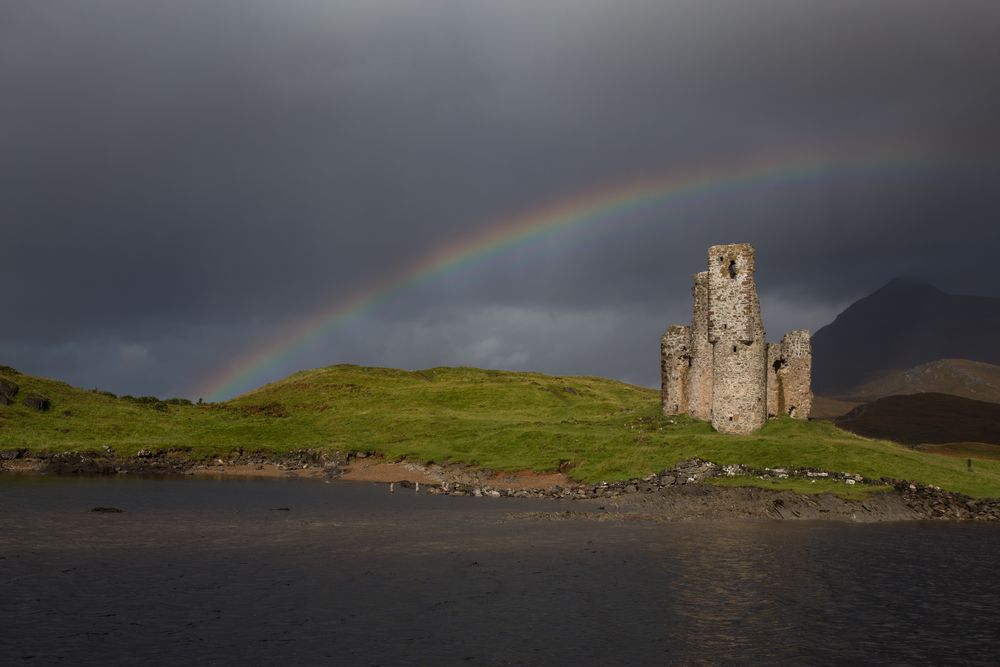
[767, 330, 813, 419]
[706, 243, 767, 434]
[660, 325, 691, 416]
[686, 272, 713, 421]
[658, 242, 812, 435]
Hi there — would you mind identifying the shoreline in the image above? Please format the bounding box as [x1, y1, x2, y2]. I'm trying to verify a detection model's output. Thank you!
[2, 448, 999, 523]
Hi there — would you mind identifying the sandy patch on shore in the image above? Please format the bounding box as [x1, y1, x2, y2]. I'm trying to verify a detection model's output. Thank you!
[0, 459, 43, 474]
[486, 469, 573, 490]
[341, 460, 440, 484]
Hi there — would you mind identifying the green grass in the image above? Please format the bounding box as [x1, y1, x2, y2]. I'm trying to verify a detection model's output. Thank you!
[708, 475, 894, 501]
[2, 364, 1000, 498]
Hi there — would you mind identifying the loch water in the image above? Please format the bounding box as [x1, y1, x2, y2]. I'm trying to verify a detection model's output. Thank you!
[2, 475, 999, 665]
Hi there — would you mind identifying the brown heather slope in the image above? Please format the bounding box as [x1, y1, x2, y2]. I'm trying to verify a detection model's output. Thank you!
[810, 395, 862, 420]
[837, 359, 1000, 404]
[835, 392, 1000, 446]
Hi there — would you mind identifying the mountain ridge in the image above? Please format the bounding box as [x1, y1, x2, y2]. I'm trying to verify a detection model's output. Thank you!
[812, 278, 1000, 394]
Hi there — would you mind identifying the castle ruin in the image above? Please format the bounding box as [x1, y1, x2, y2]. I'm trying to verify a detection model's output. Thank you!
[660, 243, 812, 435]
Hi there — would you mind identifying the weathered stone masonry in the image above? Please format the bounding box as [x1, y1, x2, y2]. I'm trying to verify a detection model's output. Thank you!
[767, 330, 813, 419]
[660, 325, 691, 416]
[707, 243, 768, 434]
[686, 272, 713, 422]
[661, 243, 812, 435]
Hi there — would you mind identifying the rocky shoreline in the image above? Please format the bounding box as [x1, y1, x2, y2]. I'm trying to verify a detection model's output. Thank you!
[2, 447, 999, 522]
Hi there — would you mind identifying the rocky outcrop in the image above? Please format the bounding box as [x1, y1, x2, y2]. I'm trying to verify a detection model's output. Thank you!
[22, 394, 50, 411]
[0, 378, 18, 405]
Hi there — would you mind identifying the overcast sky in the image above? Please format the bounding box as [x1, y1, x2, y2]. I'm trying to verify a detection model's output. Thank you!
[3, 0, 999, 399]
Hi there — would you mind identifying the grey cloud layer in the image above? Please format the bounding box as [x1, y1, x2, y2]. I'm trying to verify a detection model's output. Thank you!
[2, 0, 998, 396]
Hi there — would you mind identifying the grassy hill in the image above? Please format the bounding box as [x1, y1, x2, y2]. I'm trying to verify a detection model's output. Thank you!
[2, 364, 1000, 497]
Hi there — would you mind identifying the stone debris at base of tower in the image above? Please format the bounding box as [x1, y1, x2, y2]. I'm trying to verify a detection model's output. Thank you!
[661, 243, 812, 435]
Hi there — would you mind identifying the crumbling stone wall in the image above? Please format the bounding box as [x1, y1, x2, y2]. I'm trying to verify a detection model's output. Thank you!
[773, 330, 813, 419]
[706, 244, 767, 435]
[660, 325, 691, 416]
[766, 343, 781, 418]
[686, 271, 713, 421]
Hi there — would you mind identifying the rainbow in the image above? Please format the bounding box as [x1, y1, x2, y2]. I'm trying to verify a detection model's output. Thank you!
[193, 142, 935, 400]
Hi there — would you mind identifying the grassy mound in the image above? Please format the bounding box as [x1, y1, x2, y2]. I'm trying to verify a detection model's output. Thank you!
[2, 364, 1000, 497]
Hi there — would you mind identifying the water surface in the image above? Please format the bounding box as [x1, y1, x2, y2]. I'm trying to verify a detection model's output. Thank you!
[2, 476, 998, 665]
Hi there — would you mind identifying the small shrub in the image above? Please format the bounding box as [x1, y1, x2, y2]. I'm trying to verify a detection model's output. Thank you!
[164, 398, 193, 406]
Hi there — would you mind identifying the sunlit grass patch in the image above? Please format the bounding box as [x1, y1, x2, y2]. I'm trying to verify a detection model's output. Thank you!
[707, 475, 894, 501]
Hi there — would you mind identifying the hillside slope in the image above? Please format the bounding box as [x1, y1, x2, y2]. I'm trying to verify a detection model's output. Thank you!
[2, 364, 1000, 496]
[812, 279, 1000, 394]
[835, 393, 1000, 446]
[838, 359, 1000, 404]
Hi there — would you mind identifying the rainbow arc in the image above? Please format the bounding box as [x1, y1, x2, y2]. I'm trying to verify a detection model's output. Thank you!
[193, 143, 935, 400]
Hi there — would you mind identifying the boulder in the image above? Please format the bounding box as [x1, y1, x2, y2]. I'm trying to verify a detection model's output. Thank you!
[0, 378, 18, 400]
[23, 394, 51, 411]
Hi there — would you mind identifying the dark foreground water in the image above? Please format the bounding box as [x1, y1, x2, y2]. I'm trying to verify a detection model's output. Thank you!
[2, 476, 999, 666]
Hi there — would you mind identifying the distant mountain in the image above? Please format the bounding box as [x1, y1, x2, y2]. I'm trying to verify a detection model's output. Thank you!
[835, 393, 1000, 446]
[812, 278, 1000, 394]
[839, 359, 1000, 404]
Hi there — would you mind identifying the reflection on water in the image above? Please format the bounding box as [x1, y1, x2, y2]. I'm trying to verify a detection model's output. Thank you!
[2, 476, 999, 665]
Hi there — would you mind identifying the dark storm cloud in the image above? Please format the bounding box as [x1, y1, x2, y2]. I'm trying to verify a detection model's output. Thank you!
[2, 0, 999, 396]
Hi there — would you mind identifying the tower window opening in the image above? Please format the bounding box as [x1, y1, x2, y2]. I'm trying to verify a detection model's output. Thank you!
[732, 345, 737, 353]
[728, 260, 738, 279]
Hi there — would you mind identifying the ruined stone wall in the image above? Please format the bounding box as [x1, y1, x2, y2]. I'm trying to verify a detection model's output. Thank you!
[778, 330, 813, 419]
[707, 243, 767, 434]
[686, 271, 713, 421]
[766, 330, 813, 419]
[766, 343, 781, 418]
[660, 325, 691, 416]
